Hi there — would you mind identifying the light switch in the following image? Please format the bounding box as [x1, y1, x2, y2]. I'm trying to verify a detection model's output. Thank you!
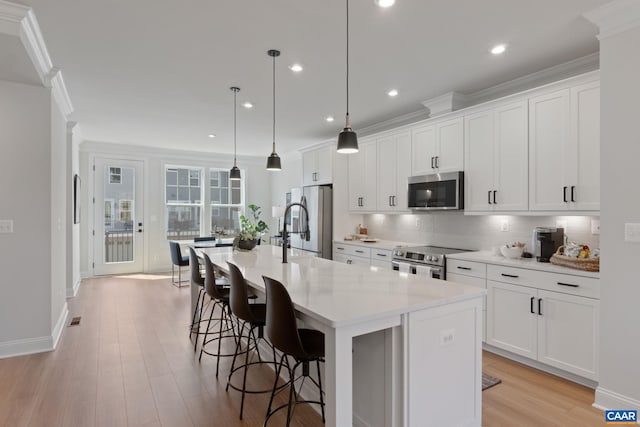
[624, 223, 640, 242]
[0, 220, 14, 233]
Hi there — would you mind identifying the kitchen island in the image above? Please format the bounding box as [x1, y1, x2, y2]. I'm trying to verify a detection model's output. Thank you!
[196, 245, 485, 427]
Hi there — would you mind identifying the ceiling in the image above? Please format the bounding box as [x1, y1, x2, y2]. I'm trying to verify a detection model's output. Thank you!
[18, 0, 607, 157]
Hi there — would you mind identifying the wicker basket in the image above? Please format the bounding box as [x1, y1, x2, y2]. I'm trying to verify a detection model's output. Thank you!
[549, 246, 600, 272]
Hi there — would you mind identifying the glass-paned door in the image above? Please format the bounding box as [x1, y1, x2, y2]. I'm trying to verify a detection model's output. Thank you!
[93, 158, 144, 275]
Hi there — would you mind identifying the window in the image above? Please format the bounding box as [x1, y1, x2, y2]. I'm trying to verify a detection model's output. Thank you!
[109, 167, 121, 184]
[166, 167, 202, 239]
[104, 200, 113, 227]
[119, 200, 132, 224]
[210, 169, 244, 234]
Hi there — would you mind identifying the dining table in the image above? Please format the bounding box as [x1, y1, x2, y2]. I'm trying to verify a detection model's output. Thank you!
[193, 244, 485, 427]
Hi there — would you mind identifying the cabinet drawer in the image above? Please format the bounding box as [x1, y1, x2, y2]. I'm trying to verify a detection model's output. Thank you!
[371, 249, 393, 263]
[370, 259, 392, 269]
[333, 243, 371, 258]
[334, 252, 370, 266]
[487, 264, 600, 299]
[447, 259, 486, 279]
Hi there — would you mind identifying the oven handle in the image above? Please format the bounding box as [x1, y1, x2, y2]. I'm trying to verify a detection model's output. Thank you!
[391, 261, 442, 277]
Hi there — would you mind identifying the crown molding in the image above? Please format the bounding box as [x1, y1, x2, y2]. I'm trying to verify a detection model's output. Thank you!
[358, 109, 430, 137]
[584, 0, 640, 40]
[0, 1, 74, 118]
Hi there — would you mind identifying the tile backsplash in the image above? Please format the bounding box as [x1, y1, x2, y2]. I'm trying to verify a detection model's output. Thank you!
[363, 213, 600, 252]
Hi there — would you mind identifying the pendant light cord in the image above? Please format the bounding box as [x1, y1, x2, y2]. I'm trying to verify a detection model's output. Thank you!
[346, 0, 350, 126]
[272, 52, 276, 150]
[233, 88, 237, 165]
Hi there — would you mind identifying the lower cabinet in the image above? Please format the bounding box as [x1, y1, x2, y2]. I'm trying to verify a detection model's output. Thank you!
[333, 252, 370, 266]
[333, 242, 393, 269]
[446, 259, 487, 342]
[487, 278, 599, 380]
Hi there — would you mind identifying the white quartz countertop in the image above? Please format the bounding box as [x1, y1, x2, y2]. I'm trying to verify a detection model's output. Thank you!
[448, 251, 600, 279]
[333, 239, 410, 251]
[198, 245, 485, 328]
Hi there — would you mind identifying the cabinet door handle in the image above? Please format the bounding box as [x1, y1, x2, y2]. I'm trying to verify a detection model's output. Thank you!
[563, 186, 568, 202]
[488, 190, 492, 204]
[493, 190, 497, 204]
[571, 186, 576, 202]
[389, 196, 392, 207]
[457, 266, 471, 270]
[530, 297, 535, 314]
[435, 156, 439, 168]
[431, 156, 435, 168]
[557, 281, 579, 288]
[376, 253, 387, 257]
[337, 247, 345, 250]
[355, 250, 365, 254]
[392, 195, 396, 206]
[347, 259, 352, 264]
[538, 298, 543, 316]
[501, 273, 519, 278]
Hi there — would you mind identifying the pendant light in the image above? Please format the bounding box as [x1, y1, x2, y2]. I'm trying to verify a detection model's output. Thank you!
[266, 49, 282, 171]
[336, 0, 358, 154]
[229, 86, 241, 181]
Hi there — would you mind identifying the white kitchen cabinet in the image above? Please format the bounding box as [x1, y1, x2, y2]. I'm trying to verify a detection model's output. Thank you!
[348, 142, 377, 211]
[464, 101, 528, 212]
[302, 146, 333, 186]
[411, 117, 464, 176]
[376, 131, 411, 211]
[529, 80, 600, 211]
[333, 252, 370, 266]
[486, 264, 599, 380]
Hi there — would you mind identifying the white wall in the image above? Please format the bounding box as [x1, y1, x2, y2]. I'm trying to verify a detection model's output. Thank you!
[269, 151, 302, 232]
[363, 213, 600, 252]
[50, 95, 68, 339]
[0, 80, 53, 356]
[79, 142, 272, 274]
[66, 123, 81, 295]
[595, 15, 640, 411]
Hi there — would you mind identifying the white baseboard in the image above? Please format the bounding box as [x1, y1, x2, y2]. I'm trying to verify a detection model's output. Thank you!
[0, 303, 69, 359]
[52, 303, 69, 350]
[80, 270, 91, 279]
[66, 278, 81, 297]
[594, 387, 640, 416]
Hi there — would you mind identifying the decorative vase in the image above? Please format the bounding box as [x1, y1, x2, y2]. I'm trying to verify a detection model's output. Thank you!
[237, 238, 258, 251]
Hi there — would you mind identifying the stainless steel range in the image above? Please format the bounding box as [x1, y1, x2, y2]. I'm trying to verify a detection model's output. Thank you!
[391, 245, 471, 280]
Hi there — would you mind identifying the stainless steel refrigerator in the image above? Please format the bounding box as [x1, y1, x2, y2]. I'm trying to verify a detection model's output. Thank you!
[288, 186, 332, 259]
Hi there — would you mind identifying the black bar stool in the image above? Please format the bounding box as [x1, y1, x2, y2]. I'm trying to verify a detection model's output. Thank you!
[197, 252, 238, 377]
[226, 262, 281, 420]
[168, 241, 189, 287]
[262, 275, 325, 427]
[188, 247, 206, 349]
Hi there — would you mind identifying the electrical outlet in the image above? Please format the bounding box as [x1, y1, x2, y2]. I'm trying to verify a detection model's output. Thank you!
[500, 220, 509, 232]
[0, 220, 13, 233]
[624, 223, 640, 242]
[440, 329, 455, 347]
[415, 218, 421, 229]
[591, 219, 600, 235]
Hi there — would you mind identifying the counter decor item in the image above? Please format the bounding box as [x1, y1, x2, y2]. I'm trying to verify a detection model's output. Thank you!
[550, 245, 600, 272]
[234, 204, 268, 250]
[500, 242, 525, 259]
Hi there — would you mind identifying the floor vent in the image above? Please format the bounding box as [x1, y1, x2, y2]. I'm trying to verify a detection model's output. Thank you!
[68, 316, 81, 326]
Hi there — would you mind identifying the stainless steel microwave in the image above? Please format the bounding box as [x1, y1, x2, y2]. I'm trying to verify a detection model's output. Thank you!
[407, 171, 464, 210]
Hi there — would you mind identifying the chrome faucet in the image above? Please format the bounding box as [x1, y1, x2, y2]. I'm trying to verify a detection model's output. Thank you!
[281, 202, 310, 263]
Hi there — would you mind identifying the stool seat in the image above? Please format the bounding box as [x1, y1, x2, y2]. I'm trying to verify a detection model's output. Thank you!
[297, 329, 325, 360]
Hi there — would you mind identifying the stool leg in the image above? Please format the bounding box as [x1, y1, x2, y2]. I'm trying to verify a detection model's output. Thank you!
[198, 299, 216, 361]
[215, 303, 227, 377]
[285, 358, 296, 427]
[226, 321, 245, 392]
[192, 290, 206, 350]
[239, 324, 253, 419]
[316, 359, 325, 423]
[265, 353, 286, 420]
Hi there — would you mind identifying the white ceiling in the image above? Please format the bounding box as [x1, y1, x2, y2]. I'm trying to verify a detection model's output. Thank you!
[18, 0, 607, 157]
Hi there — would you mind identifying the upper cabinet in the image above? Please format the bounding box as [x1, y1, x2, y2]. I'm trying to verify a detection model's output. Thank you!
[302, 145, 333, 186]
[348, 142, 377, 211]
[376, 131, 411, 212]
[465, 101, 529, 212]
[411, 117, 464, 176]
[529, 80, 600, 211]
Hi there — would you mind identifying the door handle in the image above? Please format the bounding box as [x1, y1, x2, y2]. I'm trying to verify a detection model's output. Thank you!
[571, 185, 575, 202]
[355, 250, 365, 254]
[431, 157, 435, 169]
[138, 229, 143, 233]
[563, 186, 568, 202]
[501, 273, 519, 278]
[435, 156, 439, 168]
[457, 266, 471, 270]
[557, 282, 579, 288]
[389, 196, 392, 207]
[530, 297, 535, 314]
[376, 253, 387, 257]
[538, 298, 543, 316]
[392, 195, 396, 206]
[347, 259, 352, 264]
[493, 190, 497, 204]
[488, 190, 492, 204]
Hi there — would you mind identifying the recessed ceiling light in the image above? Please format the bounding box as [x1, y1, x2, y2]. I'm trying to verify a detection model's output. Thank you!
[242, 102, 253, 109]
[387, 89, 399, 97]
[375, 0, 395, 8]
[491, 44, 507, 55]
[208, 134, 216, 138]
[289, 64, 303, 73]
[325, 116, 335, 123]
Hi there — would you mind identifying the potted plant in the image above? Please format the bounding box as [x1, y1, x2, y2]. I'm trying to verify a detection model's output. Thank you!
[234, 204, 269, 250]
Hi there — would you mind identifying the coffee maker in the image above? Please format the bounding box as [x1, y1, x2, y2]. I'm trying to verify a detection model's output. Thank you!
[532, 227, 564, 262]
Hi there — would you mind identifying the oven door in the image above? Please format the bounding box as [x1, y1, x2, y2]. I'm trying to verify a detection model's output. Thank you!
[392, 260, 443, 279]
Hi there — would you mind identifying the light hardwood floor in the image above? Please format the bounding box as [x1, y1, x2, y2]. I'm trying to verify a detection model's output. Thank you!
[0, 274, 606, 427]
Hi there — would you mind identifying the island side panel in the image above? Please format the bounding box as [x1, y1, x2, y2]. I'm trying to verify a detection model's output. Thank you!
[406, 297, 483, 427]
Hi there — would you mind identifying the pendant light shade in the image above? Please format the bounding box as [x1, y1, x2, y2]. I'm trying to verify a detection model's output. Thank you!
[266, 49, 282, 171]
[337, 0, 358, 153]
[229, 86, 241, 181]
